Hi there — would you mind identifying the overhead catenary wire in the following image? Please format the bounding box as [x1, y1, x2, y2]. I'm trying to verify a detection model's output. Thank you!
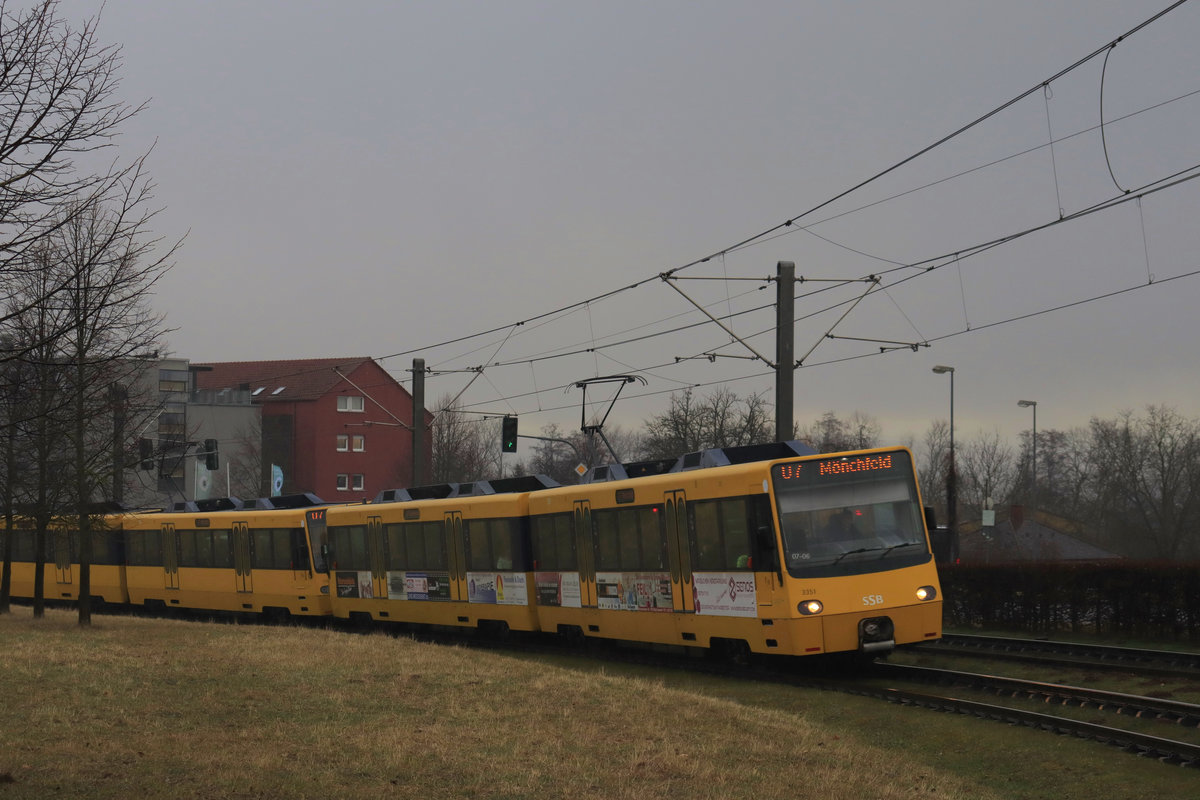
[210, 4, 1198, 429]
[378, 1, 1192, 370]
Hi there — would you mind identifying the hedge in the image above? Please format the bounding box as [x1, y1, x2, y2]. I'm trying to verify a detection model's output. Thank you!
[937, 562, 1200, 641]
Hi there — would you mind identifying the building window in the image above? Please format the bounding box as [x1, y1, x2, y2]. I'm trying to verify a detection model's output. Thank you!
[336, 435, 349, 452]
[352, 435, 365, 452]
[337, 395, 364, 412]
[352, 474, 364, 491]
[337, 474, 349, 491]
[158, 369, 189, 393]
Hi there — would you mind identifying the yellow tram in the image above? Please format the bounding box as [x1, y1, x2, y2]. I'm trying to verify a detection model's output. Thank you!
[2, 443, 941, 661]
[121, 502, 331, 617]
[1, 517, 127, 605]
[322, 478, 552, 634]
[528, 444, 941, 657]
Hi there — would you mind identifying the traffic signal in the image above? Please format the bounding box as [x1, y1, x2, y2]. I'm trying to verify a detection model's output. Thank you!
[501, 416, 518, 453]
[204, 438, 219, 470]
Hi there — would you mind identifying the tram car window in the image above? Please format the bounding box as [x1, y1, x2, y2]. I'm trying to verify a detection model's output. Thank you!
[15, 530, 37, 561]
[384, 523, 407, 571]
[692, 497, 756, 570]
[531, 513, 576, 571]
[4, 529, 30, 561]
[212, 529, 233, 568]
[178, 529, 232, 569]
[422, 521, 448, 570]
[249, 528, 305, 570]
[465, 518, 525, 571]
[329, 524, 370, 571]
[593, 506, 667, 571]
[179, 531, 198, 567]
[595, 511, 619, 570]
[92, 529, 124, 566]
[394, 521, 446, 571]
[125, 529, 162, 567]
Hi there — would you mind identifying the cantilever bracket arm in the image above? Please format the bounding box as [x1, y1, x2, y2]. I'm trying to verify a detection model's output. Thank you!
[660, 273, 775, 367]
[825, 334, 930, 353]
[796, 276, 879, 366]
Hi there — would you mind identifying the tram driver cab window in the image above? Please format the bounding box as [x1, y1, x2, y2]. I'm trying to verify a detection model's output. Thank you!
[819, 509, 859, 543]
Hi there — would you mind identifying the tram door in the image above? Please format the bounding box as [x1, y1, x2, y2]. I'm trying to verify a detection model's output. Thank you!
[161, 524, 179, 590]
[664, 490, 695, 613]
[366, 516, 387, 598]
[53, 529, 73, 586]
[573, 500, 596, 607]
[445, 511, 466, 601]
[233, 522, 253, 593]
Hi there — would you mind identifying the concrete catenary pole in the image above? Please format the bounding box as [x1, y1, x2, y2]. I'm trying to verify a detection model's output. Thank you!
[775, 261, 795, 443]
[412, 358, 426, 486]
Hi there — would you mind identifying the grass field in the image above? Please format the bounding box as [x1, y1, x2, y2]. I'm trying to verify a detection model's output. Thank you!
[1, 607, 1198, 799]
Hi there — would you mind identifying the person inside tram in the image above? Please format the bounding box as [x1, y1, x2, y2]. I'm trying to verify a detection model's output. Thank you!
[821, 509, 859, 542]
[494, 536, 513, 570]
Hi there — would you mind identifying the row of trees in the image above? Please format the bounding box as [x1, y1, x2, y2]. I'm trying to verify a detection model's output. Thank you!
[434, 386, 1200, 561]
[1, 2, 176, 624]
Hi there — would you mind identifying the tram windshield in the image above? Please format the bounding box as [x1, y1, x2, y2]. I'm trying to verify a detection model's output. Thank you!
[305, 509, 329, 573]
[771, 450, 930, 577]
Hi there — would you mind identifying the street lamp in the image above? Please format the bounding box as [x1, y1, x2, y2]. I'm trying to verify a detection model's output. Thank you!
[1018, 399, 1037, 508]
[932, 366, 956, 540]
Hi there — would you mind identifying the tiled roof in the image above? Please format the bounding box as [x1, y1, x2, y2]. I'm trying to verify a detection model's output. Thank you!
[958, 509, 1122, 562]
[194, 358, 375, 402]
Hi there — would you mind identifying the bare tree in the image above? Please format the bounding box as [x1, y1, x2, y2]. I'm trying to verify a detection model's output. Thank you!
[51, 195, 174, 624]
[5, 258, 74, 617]
[430, 395, 501, 484]
[523, 422, 644, 485]
[0, 1, 145, 356]
[1047, 427, 1098, 522]
[957, 429, 1015, 524]
[227, 417, 265, 500]
[0, 2, 174, 623]
[917, 419, 951, 514]
[641, 387, 773, 460]
[797, 410, 882, 454]
[1088, 406, 1200, 559]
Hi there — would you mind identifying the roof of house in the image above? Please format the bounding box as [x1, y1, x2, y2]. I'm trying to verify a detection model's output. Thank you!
[958, 508, 1122, 562]
[194, 357, 384, 403]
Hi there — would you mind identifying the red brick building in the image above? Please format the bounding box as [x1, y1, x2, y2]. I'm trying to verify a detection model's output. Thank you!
[195, 358, 432, 501]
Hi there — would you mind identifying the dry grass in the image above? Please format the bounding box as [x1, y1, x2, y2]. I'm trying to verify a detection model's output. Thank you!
[0, 607, 1003, 800]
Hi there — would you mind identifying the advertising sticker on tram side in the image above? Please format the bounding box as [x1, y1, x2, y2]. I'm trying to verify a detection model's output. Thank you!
[692, 572, 758, 617]
[596, 572, 673, 612]
[404, 572, 452, 601]
[386, 572, 407, 600]
[336, 571, 373, 598]
[468, 572, 529, 605]
[534, 572, 582, 608]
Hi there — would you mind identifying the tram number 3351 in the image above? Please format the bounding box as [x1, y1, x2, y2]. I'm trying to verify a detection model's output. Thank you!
[862, 594, 885, 607]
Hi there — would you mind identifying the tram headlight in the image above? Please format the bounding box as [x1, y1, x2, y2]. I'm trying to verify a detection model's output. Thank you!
[916, 585, 937, 601]
[798, 599, 824, 615]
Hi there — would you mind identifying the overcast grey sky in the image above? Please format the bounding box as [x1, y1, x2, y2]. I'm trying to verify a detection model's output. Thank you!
[58, 0, 1200, 450]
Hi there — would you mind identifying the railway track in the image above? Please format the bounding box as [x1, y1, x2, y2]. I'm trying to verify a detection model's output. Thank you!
[877, 685, 1200, 767]
[916, 633, 1200, 677]
[873, 662, 1200, 726]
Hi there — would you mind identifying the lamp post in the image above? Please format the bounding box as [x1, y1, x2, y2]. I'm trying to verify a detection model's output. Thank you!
[1018, 399, 1037, 508]
[932, 366, 956, 540]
